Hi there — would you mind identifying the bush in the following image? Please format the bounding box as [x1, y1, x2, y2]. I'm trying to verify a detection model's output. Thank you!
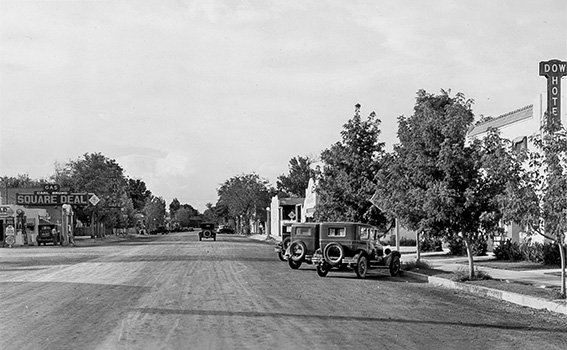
[494, 240, 561, 265]
[444, 236, 487, 256]
[520, 241, 544, 263]
[402, 259, 431, 271]
[446, 236, 466, 256]
[543, 242, 562, 265]
[493, 240, 523, 260]
[420, 235, 443, 252]
[384, 236, 417, 246]
[452, 267, 492, 282]
[471, 236, 488, 256]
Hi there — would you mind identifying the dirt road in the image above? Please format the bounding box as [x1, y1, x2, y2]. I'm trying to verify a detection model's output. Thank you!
[1, 232, 566, 350]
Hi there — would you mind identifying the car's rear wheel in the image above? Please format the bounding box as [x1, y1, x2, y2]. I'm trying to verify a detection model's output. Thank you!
[199, 235, 202, 241]
[289, 241, 307, 262]
[355, 254, 368, 279]
[288, 259, 302, 270]
[323, 242, 344, 266]
[389, 255, 401, 276]
[316, 263, 330, 277]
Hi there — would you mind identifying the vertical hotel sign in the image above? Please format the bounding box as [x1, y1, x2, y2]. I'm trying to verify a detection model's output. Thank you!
[539, 59, 567, 123]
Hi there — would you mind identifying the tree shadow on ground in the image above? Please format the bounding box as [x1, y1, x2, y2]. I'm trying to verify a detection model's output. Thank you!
[134, 307, 564, 333]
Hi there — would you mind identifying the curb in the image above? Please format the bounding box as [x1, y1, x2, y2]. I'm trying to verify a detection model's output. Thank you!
[402, 270, 567, 316]
[246, 235, 280, 245]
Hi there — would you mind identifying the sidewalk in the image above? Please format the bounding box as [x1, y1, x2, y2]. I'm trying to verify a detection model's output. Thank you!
[401, 251, 564, 288]
[400, 251, 567, 316]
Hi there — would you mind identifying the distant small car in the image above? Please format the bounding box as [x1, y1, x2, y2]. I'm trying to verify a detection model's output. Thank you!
[311, 222, 401, 279]
[37, 225, 59, 246]
[274, 223, 294, 261]
[285, 222, 320, 269]
[199, 223, 216, 241]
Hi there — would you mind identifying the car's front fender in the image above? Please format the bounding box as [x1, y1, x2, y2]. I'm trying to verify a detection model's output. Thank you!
[384, 251, 401, 266]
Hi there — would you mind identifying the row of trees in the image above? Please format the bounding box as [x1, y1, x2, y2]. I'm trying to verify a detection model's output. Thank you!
[208, 90, 565, 297]
[1, 153, 166, 235]
[308, 90, 565, 296]
[373, 90, 566, 296]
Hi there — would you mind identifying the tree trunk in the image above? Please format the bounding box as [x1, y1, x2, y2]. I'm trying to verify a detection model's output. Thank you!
[415, 229, 421, 263]
[463, 236, 475, 280]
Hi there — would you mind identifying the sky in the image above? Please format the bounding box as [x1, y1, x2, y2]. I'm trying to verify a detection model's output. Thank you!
[1, 0, 566, 212]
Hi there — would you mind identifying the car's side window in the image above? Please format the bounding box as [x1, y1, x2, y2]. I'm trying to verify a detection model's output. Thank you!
[296, 227, 312, 236]
[360, 227, 370, 240]
[328, 227, 346, 237]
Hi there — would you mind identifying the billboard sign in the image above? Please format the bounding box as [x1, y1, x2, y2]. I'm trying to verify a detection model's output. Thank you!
[16, 193, 89, 206]
[539, 59, 567, 122]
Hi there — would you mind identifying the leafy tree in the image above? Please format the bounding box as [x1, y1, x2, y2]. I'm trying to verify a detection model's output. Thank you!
[0, 174, 47, 189]
[375, 90, 519, 279]
[66, 153, 129, 233]
[314, 104, 387, 227]
[51, 161, 74, 187]
[176, 207, 192, 228]
[169, 198, 181, 217]
[501, 113, 567, 297]
[144, 195, 166, 231]
[128, 179, 152, 211]
[276, 156, 316, 197]
[217, 173, 274, 234]
[202, 202, 218, 223]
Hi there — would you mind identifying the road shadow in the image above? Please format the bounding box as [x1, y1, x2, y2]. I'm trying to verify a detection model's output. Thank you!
[134, 307, 564, 333]
[0, 256, 104, 268]
[105, 255, 278, 263]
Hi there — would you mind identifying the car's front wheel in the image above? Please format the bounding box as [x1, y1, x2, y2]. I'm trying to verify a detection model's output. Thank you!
[355, 254, 368, 279]
[389, 255, 401, 276]
[316, 263, 330, 277]
[288, 259, 302, 270]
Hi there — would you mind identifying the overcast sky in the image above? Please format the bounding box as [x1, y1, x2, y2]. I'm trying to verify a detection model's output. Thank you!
[1, 0, 566, 212]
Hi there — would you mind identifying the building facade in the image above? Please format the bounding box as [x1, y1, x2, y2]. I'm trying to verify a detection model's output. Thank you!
[1, 187, 76, 246]
[466, 92, 566, 245]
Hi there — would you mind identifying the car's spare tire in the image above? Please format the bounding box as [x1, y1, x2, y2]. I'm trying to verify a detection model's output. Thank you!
[203, 230, 212, 238]
[289, 241, 307, 262]
[323, 242, 344, 266]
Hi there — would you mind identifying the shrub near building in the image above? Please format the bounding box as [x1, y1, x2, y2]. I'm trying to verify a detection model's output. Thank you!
[493, 240, 562, 265]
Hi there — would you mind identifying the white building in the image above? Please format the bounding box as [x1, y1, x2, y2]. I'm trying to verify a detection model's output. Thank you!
[467, 92, 566, 245]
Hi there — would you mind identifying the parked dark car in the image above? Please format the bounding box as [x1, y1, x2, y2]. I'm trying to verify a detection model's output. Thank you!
[274, 223, 293, 261]
[150, 226, 168, 235]
[218, 225, 235, 234]
[311, 222, 401, 279]
[199, 223, 216, 241]
[37, 224, 59, 246]
[285, 222, 320, 269]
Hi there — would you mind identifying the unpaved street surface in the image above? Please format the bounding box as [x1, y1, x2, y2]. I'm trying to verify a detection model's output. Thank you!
[1, 232, 567, 350]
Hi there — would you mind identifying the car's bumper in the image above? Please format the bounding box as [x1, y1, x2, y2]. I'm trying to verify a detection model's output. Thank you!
[312, 253, 324, 265]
